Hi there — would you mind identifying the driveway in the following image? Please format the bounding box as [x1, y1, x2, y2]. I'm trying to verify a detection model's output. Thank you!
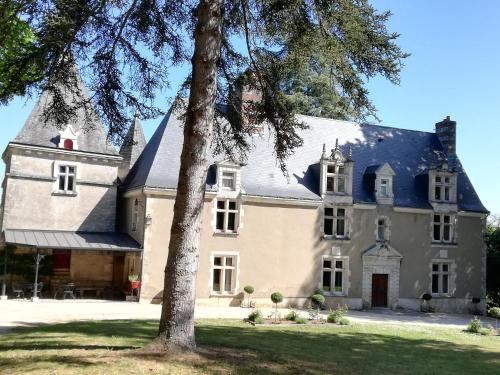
[0, 299, 494, 333]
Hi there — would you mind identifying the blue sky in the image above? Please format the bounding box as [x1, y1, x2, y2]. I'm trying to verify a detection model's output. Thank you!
[0, 1, 498, 214]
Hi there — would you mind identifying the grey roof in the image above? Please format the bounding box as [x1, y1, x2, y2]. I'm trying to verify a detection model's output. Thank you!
[123, 109, 488, 213]
[13, 68, 118, 155]
[4, 229, 142, 252]
[119, 115, 147, 170]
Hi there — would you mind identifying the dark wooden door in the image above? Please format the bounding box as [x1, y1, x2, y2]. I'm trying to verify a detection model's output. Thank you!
[53, 250, 71, 270]
[112, 255, 125, 286]
[372, 274, 388, 308]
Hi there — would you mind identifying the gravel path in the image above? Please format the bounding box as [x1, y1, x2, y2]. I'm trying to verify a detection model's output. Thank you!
[0, 299, 494, 333]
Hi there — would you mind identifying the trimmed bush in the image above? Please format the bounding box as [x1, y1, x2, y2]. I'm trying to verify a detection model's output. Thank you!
[248, 309, 263, 322]
[467, 316, 482, 334]
[339, 317, 350, 325]
[488, 307, 500, 318]
[327, 304, 348, 324]
[311, 294, 325, 307]
[285, 310, 298, 321]
[271, 292, 283, 304]
[254, 316, 265, 324]
[244, 285, 254, 294]
[314, 288, 325, 296]
[295, 316, 308, 324]
[327, 312, 338, 323]
[479, 327, 492, 336]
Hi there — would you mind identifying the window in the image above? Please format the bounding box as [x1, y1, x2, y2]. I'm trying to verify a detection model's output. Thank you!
[432, 262, 450, 295]
[215, 199, 239, 232]
[434, 174, 452, 202]
[326, 164, 346, 193]
[221, 171, 236, 190]
[57, 165, 76, 192]
[212, 254, 237, 294]
[322, 258, 347, 294]
[377, 218, 386, 241]
[380, 179, 389, 197]
[63, 139, 74, 150]
[433, 214, 453, 243]
[324, 207, 347, 238]
[132, 199, 139, 232]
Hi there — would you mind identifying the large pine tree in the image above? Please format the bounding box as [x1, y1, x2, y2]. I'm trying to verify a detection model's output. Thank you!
[0, 0, 408, 351]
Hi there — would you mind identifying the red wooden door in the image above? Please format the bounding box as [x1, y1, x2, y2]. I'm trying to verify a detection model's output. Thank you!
[372, 274, 388, 308]
[53, 250, 71, 269]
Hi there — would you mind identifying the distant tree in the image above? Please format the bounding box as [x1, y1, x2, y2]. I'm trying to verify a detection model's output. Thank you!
[0, 0, 408, 352]
[487, 220, 500, 307]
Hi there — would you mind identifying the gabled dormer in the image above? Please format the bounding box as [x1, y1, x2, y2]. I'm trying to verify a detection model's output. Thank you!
[428, 161, 458, 210]
[215, 159, 242, 197]
[319, 139, 353, 204]
[59, 124, 79, 150]
[372, 163, 395, 205]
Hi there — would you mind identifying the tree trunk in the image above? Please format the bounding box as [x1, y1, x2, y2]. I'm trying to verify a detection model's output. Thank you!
[154, 0, 224, 352]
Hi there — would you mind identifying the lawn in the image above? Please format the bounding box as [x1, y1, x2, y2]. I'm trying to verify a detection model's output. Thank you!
[0, 320, 498, 374]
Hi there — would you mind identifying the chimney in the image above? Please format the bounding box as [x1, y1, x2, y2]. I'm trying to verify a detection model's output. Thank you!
[435, 116, 456, 156]
[236, 71, 263, 134]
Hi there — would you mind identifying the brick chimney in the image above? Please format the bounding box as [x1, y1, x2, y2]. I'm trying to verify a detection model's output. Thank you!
[435, 116, 456, 156]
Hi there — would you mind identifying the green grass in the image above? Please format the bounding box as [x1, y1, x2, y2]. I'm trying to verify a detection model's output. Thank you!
[0, 320, 498, 374]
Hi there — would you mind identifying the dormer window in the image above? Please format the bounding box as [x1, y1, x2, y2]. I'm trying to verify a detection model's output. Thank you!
[434, 175, 451, 201]
[380, 179, 389, 197]
[366, 163, 395, 205]
[429, 167, 457, 204]
[221, 171, 236, 190]
[326, 165, 346, 193]
[58, 125, 79, 150]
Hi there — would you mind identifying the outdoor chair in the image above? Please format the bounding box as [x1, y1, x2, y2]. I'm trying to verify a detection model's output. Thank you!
[11, 284, 25, 299]
[63, 283, 76, 299]
[33, 282, 44, 298]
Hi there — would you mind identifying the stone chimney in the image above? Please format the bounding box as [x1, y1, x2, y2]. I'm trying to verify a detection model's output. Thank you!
[435, 116, 456, 156]
[235, 71, 263, 134]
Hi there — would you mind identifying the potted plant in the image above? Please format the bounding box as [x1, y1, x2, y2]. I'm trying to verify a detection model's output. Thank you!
[421, 293, 432, 313]
[128, 274, 140, 289]
[243, 285, 255, 308]
[270, 292, 283, 323]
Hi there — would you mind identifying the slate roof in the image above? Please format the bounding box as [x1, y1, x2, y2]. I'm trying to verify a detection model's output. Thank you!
[119, 115, 147, 169]
[123, 109, 488, 213]
[13, 68, 118, 155]
[4, 229, 142, 252]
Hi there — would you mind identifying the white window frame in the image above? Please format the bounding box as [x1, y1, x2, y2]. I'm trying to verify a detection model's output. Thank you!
[321, 256, 349, 296]
[377, 218, 387, 241]
[323, 206, 347, 238]
[434, 174, 452, 202]
[210, 252, 239, 295]
[431, 261, 451, 296]
[326, 164, 347, 194]
[221, 171, 236, 191]
[380, 179, 389, 197]
[215, 199, 239, 233]
[57, 164, 77, 193]
[432, 213, 454, 243]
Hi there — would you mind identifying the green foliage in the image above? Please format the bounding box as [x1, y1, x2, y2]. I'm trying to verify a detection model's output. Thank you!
[327, 304, 349, 324]
[313, 288, 325, 297]
[294, 316, 307, 325]
[270, 292, 283, 304]
[247, 309, 262, 322]
[285, 310, 298, 321]
[339, 317, 350, 326]
[128, 274, 139, 282]
[467, 317, 482, 334]
[0, 248, 53, 282]
[254, 316, 265, 325]
[488, 307, 500, 318]
[311, 294, 325, 308]
[487, 224, 500, 309]
[243, 285, 254, 294]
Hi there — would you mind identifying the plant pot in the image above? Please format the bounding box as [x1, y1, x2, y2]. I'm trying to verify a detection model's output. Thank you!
[130, 280, 141, 289]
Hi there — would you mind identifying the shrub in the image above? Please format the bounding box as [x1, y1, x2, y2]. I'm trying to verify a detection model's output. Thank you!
[479, 326, 492, 336]
[488, 306, 500, 318]
[311, 294, 325, 307]
[244, 285, 254, 294]
[254, 316, 265, 324]
[295, 316, 308, 324]
[243, 285, 255, 307]
[467, 316, 482, 334]
[285, 310, 298, 321]
[248, 309, 263, 322]
[327, 304, 348, 323]
[270, 292, 283, 322]
[314, 288, 325, 296]
[271, 292, 283, 304]
[339, 317, 350, 325]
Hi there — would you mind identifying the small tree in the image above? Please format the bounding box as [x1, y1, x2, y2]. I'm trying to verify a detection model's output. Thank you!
[270, 292, 283, 323]
[311, 294, 325, 322]
[243, 285, 254, 308]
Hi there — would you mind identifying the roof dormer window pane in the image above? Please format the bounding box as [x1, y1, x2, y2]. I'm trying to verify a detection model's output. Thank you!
[221, 172, 235, 190]
[380, 179, 389, 197]
[325, 164, 347, 194]
[337, 177, 345, 193]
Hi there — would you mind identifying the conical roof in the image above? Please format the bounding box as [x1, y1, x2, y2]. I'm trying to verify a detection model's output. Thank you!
[13, 67, 117, 155]
[119, 114, 147, 170]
